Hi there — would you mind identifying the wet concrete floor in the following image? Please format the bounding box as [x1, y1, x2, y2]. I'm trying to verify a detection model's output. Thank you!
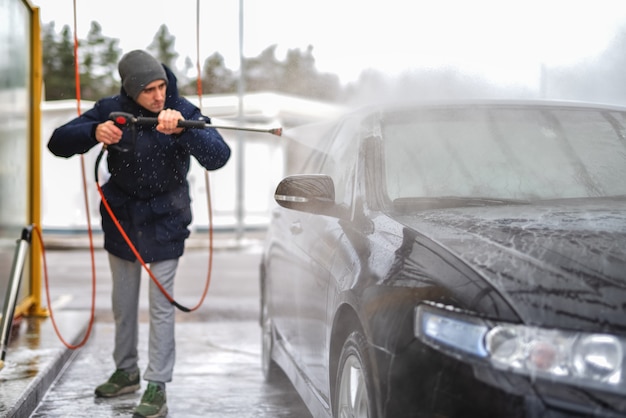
[31, 320, 311, 417]
[2, 234, 312, 417]
[0, 312, 86, 417]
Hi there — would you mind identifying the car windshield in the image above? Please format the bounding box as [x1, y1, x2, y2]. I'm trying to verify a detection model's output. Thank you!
[382, 105, 626, 204]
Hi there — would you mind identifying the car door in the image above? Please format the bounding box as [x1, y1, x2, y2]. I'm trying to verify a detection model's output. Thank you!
[293, 118, 362, 392]
[267, 117, 362, 397]
[264, 122, 342, 384]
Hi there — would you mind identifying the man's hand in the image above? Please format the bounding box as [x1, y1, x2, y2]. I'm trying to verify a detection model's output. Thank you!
[95, 121, 123, 145]
[157, 109, 185, 135]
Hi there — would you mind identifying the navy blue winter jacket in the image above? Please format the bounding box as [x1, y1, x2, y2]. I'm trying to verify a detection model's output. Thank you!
[48, 65, 231, 262]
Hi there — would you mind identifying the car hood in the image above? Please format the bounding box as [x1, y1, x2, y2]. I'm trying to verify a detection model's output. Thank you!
[394, 197, 626, 333]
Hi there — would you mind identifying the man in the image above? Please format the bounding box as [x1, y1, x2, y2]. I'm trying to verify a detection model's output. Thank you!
[48, 50, 231, 418]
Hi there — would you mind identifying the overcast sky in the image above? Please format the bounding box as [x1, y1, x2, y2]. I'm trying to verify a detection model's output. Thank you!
[37, 0, 626, 87]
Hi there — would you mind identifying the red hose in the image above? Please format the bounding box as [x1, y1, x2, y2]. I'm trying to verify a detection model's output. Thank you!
[35, 225, 95, 349]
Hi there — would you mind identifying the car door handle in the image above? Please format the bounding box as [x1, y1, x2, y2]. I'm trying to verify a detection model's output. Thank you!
[290, 221, 303, 235]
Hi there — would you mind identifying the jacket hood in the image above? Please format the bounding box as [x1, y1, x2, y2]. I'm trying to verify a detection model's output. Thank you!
[395, 197, 626, 333]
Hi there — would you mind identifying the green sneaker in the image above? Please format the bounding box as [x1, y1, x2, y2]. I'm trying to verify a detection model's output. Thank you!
[94, 369, 140, 398]
[133, 383, 168, 418]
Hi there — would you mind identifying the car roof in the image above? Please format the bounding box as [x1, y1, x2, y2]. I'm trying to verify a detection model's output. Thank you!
[285, 99, 626, 160]
[354, 98, 626, 115]
[344, 99, 626, 136]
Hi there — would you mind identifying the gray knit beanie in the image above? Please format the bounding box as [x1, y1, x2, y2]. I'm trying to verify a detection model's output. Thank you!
[118, 50, 167, 100]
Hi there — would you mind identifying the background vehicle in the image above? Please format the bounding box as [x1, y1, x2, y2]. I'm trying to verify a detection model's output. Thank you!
[259, 101, 626, 417]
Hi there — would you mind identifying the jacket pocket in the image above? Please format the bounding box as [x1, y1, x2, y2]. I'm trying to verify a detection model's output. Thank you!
[150, 192, 192, 244]
[100, 182, 131, 235]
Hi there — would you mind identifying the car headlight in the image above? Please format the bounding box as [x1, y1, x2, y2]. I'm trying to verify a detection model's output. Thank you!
[415, 303, 625, 394]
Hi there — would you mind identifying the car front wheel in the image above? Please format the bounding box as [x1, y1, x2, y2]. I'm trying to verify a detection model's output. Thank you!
[334, 331, 376, 418]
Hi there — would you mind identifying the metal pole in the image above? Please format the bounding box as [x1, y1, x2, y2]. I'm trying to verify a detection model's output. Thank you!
[236, 0, 246, 241]
[0, 226, 33, 369]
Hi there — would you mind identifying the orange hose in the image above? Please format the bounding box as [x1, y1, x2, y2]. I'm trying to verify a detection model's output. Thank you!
[33, 0, 97, 350]
[195, 0, 215, 311]
[35, 225, 95, 349]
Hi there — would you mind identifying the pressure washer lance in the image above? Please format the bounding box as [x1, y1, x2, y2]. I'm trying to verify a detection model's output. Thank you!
[109, 112, 283, 136]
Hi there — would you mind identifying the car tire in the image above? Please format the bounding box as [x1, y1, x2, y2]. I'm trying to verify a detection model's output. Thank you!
[334, 331, 376, 418]
[261, 286, 280, 382]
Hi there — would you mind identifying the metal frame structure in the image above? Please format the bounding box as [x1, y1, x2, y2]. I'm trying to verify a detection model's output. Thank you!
[6, 0, 45, 319]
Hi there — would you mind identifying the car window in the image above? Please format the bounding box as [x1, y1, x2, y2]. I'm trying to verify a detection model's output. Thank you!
[298, 145, 327, 174]
[288, 122, 338, 175]
[382, 106, 626, 202]
[318, 117, 360, 208]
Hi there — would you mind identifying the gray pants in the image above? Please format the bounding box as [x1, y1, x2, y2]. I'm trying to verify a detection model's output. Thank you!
[108, 253, 178, 384]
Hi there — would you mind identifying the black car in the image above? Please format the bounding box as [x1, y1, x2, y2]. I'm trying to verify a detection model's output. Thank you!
[259, 101, 626, 418]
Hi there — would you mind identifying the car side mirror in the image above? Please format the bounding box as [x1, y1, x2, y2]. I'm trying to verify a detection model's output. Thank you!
[274, 174, 336, 215]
